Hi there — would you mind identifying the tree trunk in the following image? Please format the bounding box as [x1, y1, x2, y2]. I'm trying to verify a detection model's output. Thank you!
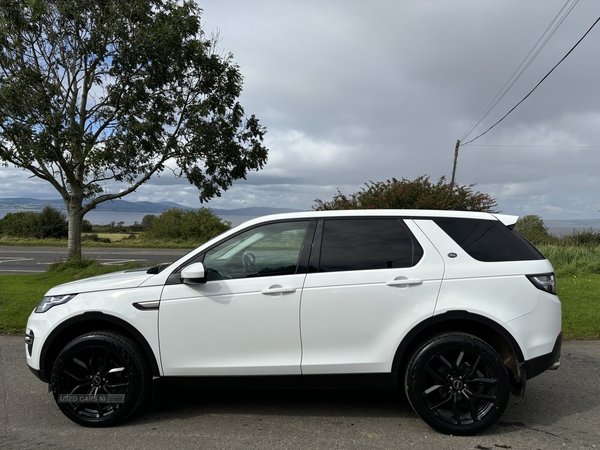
[66, 199, 85, 260]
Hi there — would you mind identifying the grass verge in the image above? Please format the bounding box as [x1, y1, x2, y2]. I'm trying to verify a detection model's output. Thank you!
[557, 274, 600, 340]
[1, 255, 599, 339]
[0, 235, 197, 248]
[0, 260, 144, 334]
[539, 245, 600, 278]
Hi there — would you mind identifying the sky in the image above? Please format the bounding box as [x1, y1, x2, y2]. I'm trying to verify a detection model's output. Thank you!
[2, 0, 600, 219]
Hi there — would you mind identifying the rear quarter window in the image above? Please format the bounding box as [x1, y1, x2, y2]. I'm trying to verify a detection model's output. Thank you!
[433, 218, 544, 262]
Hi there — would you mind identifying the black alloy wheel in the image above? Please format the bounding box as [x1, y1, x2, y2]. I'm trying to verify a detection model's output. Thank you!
[404, 333, 510, 435]
[51, 332, 147, 427]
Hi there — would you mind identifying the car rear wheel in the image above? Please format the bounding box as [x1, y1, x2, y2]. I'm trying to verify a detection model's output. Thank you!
[404, 332, 510, 435]
[51, 331, 148, 427]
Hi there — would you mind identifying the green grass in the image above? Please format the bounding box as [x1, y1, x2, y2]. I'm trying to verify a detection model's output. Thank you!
[557, 274, 600, 340]
[537, 245, 600, 338]
[0, 235, 196, 249]
[0, 260, 144, 334]
[539, 245, 600, 278]
[1, 247, 600, 339]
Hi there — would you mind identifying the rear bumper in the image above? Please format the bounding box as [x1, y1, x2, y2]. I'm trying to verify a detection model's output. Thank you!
[521, 333, 562, 380]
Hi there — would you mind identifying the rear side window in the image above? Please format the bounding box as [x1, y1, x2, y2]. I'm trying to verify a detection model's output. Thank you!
[317, 219, 423, 272]
[434, 218, 544, 262]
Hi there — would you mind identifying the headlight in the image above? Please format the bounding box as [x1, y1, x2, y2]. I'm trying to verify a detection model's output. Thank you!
[34, 294, 77, 313]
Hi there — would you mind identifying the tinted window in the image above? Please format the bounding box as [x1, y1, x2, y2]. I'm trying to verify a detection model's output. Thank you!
[318, 219, 423, 272]
[434, 218, 544, 262]
[203, 221, 310, 280]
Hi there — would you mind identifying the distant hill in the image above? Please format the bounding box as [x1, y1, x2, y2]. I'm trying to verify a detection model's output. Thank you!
[0, 197, 303, 216]
[210, 206, 304, 216]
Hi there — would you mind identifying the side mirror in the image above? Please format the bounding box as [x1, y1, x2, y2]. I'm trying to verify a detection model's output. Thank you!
[180, 262, 207, 284]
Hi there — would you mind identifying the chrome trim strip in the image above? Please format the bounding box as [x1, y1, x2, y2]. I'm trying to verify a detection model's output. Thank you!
[132, 300, 160, 310]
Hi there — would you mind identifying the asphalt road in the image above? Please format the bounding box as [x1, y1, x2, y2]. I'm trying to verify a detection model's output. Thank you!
[0, 337, 599, 449]
[0, 246, 191, 273]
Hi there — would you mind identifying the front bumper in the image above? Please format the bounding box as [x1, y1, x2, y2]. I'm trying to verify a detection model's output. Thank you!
[25, 329, 49, 383]
[28, 364, 49, 383]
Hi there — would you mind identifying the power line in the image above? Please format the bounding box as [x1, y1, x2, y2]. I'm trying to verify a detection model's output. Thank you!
[466, 144, 600, 149]
[460, 0, 579, 142]
[462, 14, 600, 146]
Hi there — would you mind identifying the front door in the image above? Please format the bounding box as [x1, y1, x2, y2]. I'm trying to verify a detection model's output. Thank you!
[159, 220, 313, 376]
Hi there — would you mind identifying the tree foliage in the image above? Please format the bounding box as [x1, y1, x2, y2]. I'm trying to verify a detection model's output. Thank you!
[514, 215, 554, 245]
[313, 176, 498, 212]
[0, 0, 268, 258]
[81, 219, 93, 233]
[0, 205, 68, 238]
[141, 214, 156, 231]
[143, 208, 230, 243]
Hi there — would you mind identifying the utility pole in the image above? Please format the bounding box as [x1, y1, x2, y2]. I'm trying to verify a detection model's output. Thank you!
[451, 139, 460, 186]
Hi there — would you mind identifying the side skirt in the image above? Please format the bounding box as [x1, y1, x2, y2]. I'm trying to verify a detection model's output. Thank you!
[161, 373, 397, 391]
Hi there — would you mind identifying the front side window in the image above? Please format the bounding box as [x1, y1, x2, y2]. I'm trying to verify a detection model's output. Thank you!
[317, 219, 423, 272]
[203, 221, 310, 280]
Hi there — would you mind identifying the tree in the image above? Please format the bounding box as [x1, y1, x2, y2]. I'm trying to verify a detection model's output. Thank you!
[313, 176, 498, 212]
[38, 204, 69, 238]
[141, 214, 156, 231]
[0, 0, 268, 259]
[514, 215, 554, 245]
[0, 211, 39, 237]
[143, 208, 230, 243]
[0, 205, 68, 238]
[81, 219, 93, 232]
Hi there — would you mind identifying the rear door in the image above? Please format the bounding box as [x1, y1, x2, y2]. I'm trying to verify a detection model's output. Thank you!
[300, 218, 444, 375]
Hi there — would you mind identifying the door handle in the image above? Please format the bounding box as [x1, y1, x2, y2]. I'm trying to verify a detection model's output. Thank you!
[261, 286, 297, 295]
[386, 279, 423, 287]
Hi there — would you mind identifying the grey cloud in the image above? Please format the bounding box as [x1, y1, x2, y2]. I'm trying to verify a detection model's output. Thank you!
[2, 0, 600, 219]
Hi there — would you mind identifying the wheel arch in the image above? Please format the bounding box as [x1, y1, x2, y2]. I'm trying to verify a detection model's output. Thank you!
[392, 311, 526, 396]
[39, 312, 160, 384]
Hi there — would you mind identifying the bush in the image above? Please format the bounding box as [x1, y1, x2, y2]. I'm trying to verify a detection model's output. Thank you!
[143, 208, 231, 243]
[538, 245, 600, 277]
[37, 205, 69, 239]
[82, 219, 93, 232]
[105, 221, 128, 232]
[313, 176, 497, 212]
[513, 216, 600, 248]
[557, 229, 600, 247]
[47, 258, 98, 273]
[131, 221, 143, 232]
[81, 233, 111, 243]
[141, 214, 156, 230]
[0, 206, 68, 239]
[0, 211, 39, 237]
[514, 215, 555, 245]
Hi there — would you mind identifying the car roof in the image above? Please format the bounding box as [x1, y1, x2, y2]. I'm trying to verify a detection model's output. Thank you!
[233, 209, 518, 228]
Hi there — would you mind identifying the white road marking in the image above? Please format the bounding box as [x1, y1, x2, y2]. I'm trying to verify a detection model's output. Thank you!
[98, 259, 145, 266]
[0, 269, 44, 273]
[0, 258, 34, 264]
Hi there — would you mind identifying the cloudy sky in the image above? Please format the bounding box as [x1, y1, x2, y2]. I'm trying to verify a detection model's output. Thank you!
[2, 0, 600, 219]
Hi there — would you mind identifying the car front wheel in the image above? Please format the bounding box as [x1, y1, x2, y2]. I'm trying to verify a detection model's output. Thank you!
[404, 332, 510, 435]
[51, 331, 148, 427]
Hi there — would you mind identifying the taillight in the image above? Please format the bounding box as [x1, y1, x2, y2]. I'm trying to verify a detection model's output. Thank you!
[527, 273, 557, 295]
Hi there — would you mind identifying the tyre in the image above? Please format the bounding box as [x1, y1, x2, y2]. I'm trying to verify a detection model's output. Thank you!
[404, 333, 510, 435]
[51, 331, 148, 427]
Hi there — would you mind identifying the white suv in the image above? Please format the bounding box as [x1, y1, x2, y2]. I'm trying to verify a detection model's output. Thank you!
[25, 210, 562, 435]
